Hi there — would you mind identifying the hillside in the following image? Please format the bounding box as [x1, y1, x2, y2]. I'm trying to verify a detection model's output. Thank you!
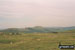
[0, 26, 75, 33]
[64, 29, 75, 33]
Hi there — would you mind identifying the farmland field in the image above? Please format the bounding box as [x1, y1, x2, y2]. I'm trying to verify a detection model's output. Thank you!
[0, 33, 75, 50]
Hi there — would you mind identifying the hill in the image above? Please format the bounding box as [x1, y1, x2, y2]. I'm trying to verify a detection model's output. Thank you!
[64, 29, 75, 33]
[0, 26, 75, 33]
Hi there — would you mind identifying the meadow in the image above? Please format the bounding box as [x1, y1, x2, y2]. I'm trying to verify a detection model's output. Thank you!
[0, 33, 75, 50]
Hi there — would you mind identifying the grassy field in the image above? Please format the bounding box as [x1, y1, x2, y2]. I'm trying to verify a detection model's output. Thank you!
[0, 33, 75, 50]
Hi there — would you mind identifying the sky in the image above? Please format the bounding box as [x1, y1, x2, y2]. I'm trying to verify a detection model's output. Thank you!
[0, 0, 75, 29]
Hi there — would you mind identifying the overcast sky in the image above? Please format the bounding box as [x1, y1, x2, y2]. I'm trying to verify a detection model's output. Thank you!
[0, 0, 75, 28]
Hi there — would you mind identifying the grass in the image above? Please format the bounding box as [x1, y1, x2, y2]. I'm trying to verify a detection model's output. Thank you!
[0, 33, 75, 50]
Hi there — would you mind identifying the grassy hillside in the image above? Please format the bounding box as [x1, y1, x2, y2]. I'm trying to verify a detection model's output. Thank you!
[0, 26, 75, 33]
[64, 29, 75, 33]
[0, 33, 75, 50]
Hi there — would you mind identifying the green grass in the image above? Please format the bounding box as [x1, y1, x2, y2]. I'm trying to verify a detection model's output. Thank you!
[0, 33, 75, 50]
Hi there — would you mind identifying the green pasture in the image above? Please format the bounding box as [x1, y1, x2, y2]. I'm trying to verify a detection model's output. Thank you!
[0, 33, 75, 50]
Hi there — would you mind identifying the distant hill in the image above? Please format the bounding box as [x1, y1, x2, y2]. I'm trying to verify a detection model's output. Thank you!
[0, 26, 75, 33]
[0, 28, 25, 33]
[63, 29, 75, 33]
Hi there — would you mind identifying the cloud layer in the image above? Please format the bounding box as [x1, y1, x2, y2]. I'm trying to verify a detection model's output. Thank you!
[0, 0, 75, 28]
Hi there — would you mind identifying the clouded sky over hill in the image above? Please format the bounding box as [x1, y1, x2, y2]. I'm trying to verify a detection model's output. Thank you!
[0, 0, 75, 28]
